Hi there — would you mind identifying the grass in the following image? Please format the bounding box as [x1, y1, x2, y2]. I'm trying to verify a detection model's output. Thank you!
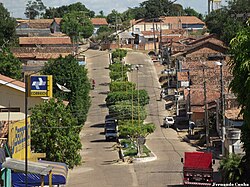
[121, 139, 151, 157]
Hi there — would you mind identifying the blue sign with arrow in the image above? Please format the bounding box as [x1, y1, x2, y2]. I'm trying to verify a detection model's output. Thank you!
[30, 76, 47, 90]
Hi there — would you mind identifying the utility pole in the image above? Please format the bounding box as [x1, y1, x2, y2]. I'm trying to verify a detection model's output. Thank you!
[219, 60, 225, 156]
[176, 59, 179, 117]
[25, 75, 29, 187]
[202, 66, 209, 148]
[152, 18, 157, 54]
[187, 70, 191, 120]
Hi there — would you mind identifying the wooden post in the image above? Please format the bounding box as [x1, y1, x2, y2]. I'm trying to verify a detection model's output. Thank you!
[41, 175, 44, 187]
[49, 171, 52, 187]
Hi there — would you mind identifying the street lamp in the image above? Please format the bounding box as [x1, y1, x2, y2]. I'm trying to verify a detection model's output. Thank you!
[215, 60, 225, 156]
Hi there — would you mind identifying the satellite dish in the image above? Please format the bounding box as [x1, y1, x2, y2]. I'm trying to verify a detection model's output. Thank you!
[56, 83, 71, 92]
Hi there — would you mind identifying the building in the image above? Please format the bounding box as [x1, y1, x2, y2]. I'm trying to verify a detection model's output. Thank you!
[129, 16, 205, 33]
[0, 74, 46, 121]
[16, 19, 53, 37]
[91, 18, 108, 35]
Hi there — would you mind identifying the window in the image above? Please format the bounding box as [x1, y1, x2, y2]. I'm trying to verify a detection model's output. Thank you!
[135, 28, 140, 32]
[0, 108, 20, 112]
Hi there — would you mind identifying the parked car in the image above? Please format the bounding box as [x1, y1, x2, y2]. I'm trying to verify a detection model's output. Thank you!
[163, 116, 175, 127]
[105, 128, 118, 141]
[105, 114, 117, 124]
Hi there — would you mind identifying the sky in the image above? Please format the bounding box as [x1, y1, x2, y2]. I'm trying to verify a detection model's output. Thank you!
[0, 0, 227, 19]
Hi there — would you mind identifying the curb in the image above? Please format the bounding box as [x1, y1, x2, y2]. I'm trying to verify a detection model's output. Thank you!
[133, 144, 157, 163]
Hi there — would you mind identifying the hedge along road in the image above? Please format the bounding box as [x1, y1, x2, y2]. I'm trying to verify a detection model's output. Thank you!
[67, 48, 138, 187]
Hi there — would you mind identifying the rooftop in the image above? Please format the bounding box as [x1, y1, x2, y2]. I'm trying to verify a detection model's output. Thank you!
[19, 37, 72, 45]
[91, 18, 108, 25]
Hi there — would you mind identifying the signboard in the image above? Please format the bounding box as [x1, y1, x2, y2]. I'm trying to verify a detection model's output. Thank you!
[29, 75, 52, 97]
[8, 119, 31, 160]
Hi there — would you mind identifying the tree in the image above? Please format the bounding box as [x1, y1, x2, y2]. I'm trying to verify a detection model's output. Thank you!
[110, 81, 136, 92]
[229, 23, 250, 182]
[205, 0, 249, 44]
[219, 154, 243, 183]
[95, 10, 105, 18]
[0, 49, 22, 80]
[31, 98, 82, 169]
[43, 2, 94, 18]
[184, 7, 203, 20]
[105, 90, 150, 106]
[119, 121, 155, 139]
[25, 0, 46, 19]
[0, 3, 16, 47]
[109, 103, 147, 121]
[42, 55, 91, 125]
[61, 11, 94, 40]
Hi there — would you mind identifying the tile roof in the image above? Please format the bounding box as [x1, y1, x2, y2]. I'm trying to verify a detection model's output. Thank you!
[19, 37, 72, 45]
[17, 19, 53, 29]
[91, 18, 108, 25]
[163, 16, 205, 25]
[177, 71, 189, 81]
[0, 74, 25, 89]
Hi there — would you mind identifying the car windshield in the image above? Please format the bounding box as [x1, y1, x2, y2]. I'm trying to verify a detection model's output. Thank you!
[106, 130, 116, 133]
[167, 118, 173, 121]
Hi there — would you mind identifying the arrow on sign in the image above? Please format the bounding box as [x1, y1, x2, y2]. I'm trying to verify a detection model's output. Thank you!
[32, 78, 46, 89]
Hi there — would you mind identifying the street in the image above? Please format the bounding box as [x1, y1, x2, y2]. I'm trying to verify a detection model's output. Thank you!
[67, 49, 197, 187]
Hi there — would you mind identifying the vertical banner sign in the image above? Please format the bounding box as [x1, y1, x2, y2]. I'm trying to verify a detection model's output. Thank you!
[29, 75, 53, 97]
[8, 119, 31, 160]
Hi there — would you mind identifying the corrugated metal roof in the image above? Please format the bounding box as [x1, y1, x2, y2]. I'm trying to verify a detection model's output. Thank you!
[3, 158, 53, 175]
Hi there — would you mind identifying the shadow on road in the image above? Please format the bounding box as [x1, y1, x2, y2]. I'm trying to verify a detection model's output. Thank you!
[90, 139, 106, 143]
[90, 123, 105, 128]
[101, 160, 119, 165]
[99, 91, 109, 95]
[99, 82, 109, 86]
[98, 103, 107, 108]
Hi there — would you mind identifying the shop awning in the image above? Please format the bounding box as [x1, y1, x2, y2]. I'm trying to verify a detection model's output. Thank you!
[2, 159, 68, 187]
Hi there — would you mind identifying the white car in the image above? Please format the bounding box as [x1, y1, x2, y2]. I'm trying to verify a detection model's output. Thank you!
[163, 116, 175, 127]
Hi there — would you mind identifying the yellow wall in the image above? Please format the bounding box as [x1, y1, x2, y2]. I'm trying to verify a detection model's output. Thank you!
[8, 118, 31, 160]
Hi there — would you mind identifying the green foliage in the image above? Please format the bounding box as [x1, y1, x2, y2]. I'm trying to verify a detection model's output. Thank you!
[229, 25, 250, 182]
[43, 2, 94, 18]
[96, 25, 113, 42]
[110, 81, 136, 92]
[61, 11, 94, 40]
[0, 49, 22, 80]
[205, 0, 250, 44]
[109, 62, 130, 81]
[109, 104, 147, 121]
[0, 4, 16, 47]
[106, 90, 149, 106]
[30, 98, 82, 169]
[119, 121, 155, 139]
[25, 0, 46, 19]
[219, 154, 243, 183]
[112, 49, 127, 61]
[42, 55, 91, 125]
[184, 7, 203, 20]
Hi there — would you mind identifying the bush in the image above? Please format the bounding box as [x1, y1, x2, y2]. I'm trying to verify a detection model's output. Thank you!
[112, 48, 127, 61]
[110, 81, 136, 92]
[105, 90, 149, 106]
[108, 104, 147, 120]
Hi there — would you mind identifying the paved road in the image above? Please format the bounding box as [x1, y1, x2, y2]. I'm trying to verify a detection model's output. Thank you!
[67, 49, 197, 187]
[126, 51, 196, 187]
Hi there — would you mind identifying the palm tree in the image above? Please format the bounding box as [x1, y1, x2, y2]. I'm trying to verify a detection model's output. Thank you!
[219, 153, 243, 183]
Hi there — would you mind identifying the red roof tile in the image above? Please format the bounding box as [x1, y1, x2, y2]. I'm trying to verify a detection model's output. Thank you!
[163, 16, 205, 25]
[0, 74, 25, 89]
[19, 37, 72, 45]
[91, 18, 108, 25]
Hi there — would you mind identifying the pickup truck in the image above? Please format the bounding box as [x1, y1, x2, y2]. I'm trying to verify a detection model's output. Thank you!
[181, 152, 214, 186]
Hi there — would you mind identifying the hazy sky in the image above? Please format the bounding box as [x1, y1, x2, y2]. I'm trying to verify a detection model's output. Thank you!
[0, 0, 227, 18]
